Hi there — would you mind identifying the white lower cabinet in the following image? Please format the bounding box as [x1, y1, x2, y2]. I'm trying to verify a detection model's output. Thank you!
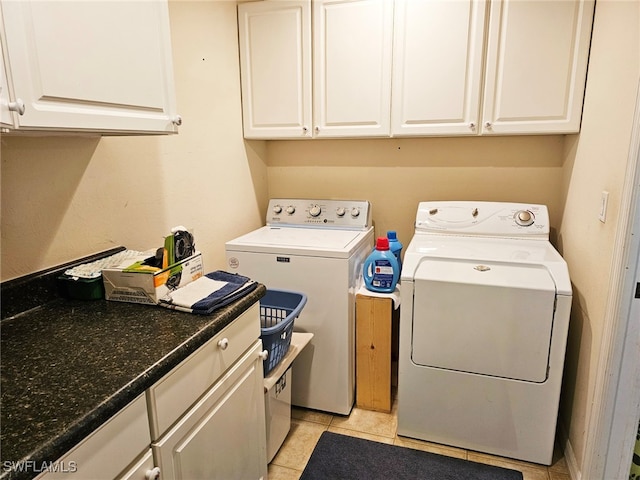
[146, 305, 261, 440]
[151, 341, 268, 480]
[36, 302, 266, 480]
[118, 450, 157, 480]
[147, 303, 267, 480]
[35, 394, 152, 480]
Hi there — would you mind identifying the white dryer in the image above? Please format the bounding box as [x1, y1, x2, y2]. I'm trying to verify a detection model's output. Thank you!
[397, 201, 572, 465]
[225, 199, 374, 415]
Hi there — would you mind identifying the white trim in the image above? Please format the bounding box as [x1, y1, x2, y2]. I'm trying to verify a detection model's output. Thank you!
[582, 77, 640, 480]
[560, 419, 582, 480]
[602, 94, 640, 480]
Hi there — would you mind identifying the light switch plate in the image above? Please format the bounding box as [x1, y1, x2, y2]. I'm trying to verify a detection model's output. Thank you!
[599, 191, 609, 223]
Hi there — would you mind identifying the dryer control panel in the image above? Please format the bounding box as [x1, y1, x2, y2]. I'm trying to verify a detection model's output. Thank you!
[267, 198, 371, 229]
[415, 201, 549, 239]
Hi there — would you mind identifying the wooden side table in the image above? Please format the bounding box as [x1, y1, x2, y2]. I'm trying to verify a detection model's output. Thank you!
[355, 293, 399, 413]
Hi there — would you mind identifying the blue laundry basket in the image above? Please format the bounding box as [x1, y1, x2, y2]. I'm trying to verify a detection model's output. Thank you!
[260, 289, 307, 376]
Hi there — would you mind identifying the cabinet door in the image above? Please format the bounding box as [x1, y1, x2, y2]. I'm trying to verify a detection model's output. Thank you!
[391, 0, 486, 136]
[0, 0, 179, 134]
[0, 46, 13, 129]
[152, 341, 267, 480]
[481, 0, 594, 135]
[238, 0, 312, 139]
[313, 0, 393, 137]
[0, 12, 15, 129]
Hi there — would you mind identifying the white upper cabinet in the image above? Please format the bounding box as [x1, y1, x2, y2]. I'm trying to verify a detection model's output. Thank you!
[0, 34, 12, 129]
[391, 0, 486, 136]
[481, 0, 594, 135]
[393, 0, 593, 136]
[238, 0, 393, 139]
[238, 0, 312, 139]
[237, 0, 593, 139]
[313, 0, 393, 137]
[0, 0, 179, 134]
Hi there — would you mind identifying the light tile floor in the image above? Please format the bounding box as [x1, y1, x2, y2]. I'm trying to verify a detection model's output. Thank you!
[267, 395, 571, 480]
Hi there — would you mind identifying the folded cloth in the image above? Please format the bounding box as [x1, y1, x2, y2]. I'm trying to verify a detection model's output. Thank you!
[159, 270, 258, 315]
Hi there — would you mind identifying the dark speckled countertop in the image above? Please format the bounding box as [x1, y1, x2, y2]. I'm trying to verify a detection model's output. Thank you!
[0, 249, 265, 480]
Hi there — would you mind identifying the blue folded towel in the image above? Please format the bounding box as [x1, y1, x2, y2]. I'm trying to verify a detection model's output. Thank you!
[159, 270, 258, 315]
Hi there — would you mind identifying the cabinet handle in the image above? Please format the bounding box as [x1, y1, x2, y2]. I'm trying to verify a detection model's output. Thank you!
[218, 338, 229, 350]
[172, 115, 182, 126]
[469, 122, 476, 130]
[484, 121, 492, 129]
[302, 126, 308, 133]
[145, 467, 161, 480]
[259, 349, 269, 361]
[314, 126, 319, 133]
[8, 99, 25, 116]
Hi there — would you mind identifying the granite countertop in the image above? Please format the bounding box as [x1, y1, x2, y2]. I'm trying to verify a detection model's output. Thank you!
[0, 249, 265, 480]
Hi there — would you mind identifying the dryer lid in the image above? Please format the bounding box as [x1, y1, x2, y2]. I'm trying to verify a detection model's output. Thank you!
[411, 258, 556, 382]
[402, 234, 572, 296]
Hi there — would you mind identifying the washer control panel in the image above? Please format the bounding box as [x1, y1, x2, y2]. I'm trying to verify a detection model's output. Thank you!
[267, 198, 371, 229]
[415, 201, 549, 238]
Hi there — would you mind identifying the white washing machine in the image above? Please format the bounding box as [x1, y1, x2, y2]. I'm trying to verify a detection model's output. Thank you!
[225, 199, 374, 415]
[397, 201, 572, 465]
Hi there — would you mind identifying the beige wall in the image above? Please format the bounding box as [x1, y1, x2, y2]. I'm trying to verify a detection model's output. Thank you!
[0, 0, 268, 281]
[267, 135, 568, 250]
[558, 0, 640, 473]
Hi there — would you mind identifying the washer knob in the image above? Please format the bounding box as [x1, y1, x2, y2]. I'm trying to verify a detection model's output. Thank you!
[309, 205, 322, 217]
[351, 207, 360, 218]
[286, 205, 296, 215]
[336, 207, 346, 217]
[273, 205, 282, 214]
[515, 210, 534, 226]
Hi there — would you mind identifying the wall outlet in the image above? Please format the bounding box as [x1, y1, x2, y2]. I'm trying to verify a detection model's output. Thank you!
[599, 191, 609, 223]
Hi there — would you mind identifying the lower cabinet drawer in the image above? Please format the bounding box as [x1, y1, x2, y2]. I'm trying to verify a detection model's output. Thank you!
[117, 449, 155, 480]
[147, 303, 260, 440]
[35, 394, 150, 480]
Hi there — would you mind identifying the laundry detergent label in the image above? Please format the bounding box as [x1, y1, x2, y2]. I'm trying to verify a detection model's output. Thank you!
[372, 259, 395, 288]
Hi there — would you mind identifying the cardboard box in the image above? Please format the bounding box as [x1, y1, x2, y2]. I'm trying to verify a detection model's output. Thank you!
[103, 251, 204, 305]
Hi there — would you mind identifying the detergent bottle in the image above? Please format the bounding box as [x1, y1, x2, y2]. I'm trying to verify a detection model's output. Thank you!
[363, 237, 400, 293]
[386, 230, 403, 272]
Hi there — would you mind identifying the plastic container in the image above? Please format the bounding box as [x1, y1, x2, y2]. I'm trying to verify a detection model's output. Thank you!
[259, 289, 307, 376]
[387, 230, 403, 272]
[265, 367, 292, 462]
[363, 237, 400, 293]
[57, 275, 105, 300]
